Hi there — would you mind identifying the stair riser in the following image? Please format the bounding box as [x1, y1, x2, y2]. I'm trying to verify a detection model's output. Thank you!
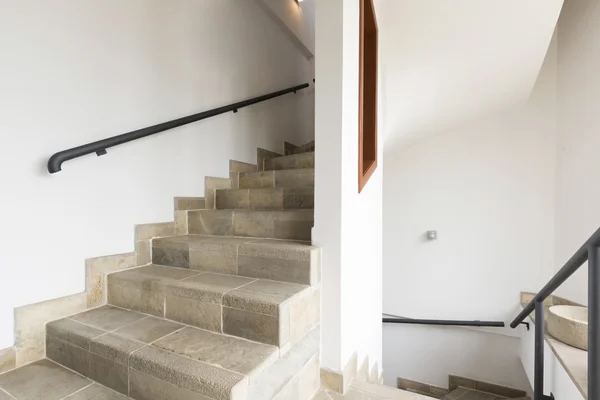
[215, 188, 314, 210]
[152, 241, 320, 285]
[107, 274, 320, 349]
[264, 153, 314, 171]
[46, 333, 248, 400]
[286, 141, 315, 156]
[238, 170, 314, 189]
[187, 210, 313, 241]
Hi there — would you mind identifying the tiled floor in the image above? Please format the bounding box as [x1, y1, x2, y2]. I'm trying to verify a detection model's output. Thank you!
[0, 359, 129, 400]
[313, 381, 432, 400]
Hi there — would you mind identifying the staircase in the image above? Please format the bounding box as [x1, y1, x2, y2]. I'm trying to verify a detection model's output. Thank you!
[2, 145, 320, 400]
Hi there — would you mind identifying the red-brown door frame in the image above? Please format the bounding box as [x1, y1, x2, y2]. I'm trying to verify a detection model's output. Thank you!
[358, 0, 378, 193]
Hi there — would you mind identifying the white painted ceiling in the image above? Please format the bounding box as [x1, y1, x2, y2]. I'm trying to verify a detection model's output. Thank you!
[374, 0, 564, 148]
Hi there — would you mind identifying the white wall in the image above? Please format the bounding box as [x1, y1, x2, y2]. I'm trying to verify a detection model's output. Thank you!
[383, 104, 556, 321]
[554, 0, 600, 305]
[384, 324, 531, 392]
[0, 0, 314, 349]
[376, 0, 562, 147]
[314, 0, 383, 372]
[381, 30, 558, 387]
[257, 0, 315, 58]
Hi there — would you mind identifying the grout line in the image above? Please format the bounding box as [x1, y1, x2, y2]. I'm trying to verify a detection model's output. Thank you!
[59, 382, 94, 400]
[0, 387, 17, 400]
[45, 358, 91, 383]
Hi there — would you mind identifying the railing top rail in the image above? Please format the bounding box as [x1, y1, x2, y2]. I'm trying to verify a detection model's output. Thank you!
[47, 83, 310, 173]
[510, 225, 600, 329]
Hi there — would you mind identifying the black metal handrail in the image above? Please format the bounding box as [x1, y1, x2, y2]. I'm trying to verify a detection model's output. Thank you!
[383, 314, 505, 328]
[510, 225, 600, 400]
[47, 83, 310, 173]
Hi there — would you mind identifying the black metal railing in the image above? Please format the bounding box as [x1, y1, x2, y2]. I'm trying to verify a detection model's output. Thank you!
[510, 226, 600, 400]
[47, 83, 310, 173]
[383, 314, 505, 328]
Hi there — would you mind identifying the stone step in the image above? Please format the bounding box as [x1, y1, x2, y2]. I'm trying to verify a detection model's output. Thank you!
[248, 327, 320, 400]
[238, 169, 314, 189]
[264, 152, 314, 171]
[152, 234, 321, 285]
[215, 187, 314, 210]
[45, 305, 279, 399]
[286, 141, 315, 156]
[107, 265, 320, 348]
[187, 209, 313, 241]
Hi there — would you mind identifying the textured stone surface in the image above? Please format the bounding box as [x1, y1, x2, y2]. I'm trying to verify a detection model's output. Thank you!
[216, 188, 314, 210]
[150, 235, 318, 284]
[165, 273, 255, 331]
[264, 152, 314, 171]
[135, 241, 151, 267]
[239, 169, 314, 189]
[47, 318, 104, 349]
[224, 280, 306, 316]
[548, 305, 588, 350]
[168, 273, 255, 303]
[448, 375, 526, 398]
[0, 348, 15, 374]
[63, 384, 130, 400]
[135, 222, 176, 242]
[287, 140, 315, 155]
[175, 197, 206, 211]
[129, 369, 211, 400]
[152, 246, 189, 268]
[71, 306, 146, 332]
[0, 389, 13, 400]
[130, 345, 247, 400]
[230, 160, 258, 173]
[188, 210, 234, 236]
[397, 377, 448, 398]
[257, 148, 282, 171]
[108, 266, 200, 316]
[86, 253, 137, 308]
[113, 316, 182, 343]
[46, 334, 91, 376]
[0, 360, 90, 400]
[188, 238, 246, 274]
[153, 327, 278, 375]
[165, 294, 223, 332]
[89, 352, 129, 394]
[90, 333, 145, 365]
[223, 307, 281, 346]
[248, 327, 319, 400]
[14, 292, 87, 365]
[188, 210, 313, 240]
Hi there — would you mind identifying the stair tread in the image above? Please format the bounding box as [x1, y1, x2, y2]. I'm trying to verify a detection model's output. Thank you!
[154, 234, 314, 248]
[238, 168, 314, 189]
[47, 305, 279, 400]
[151, 234, 320, 286]
[187, 209, 314, 241]
[264, 152, 314, 171]
[111, 265, 310, 312]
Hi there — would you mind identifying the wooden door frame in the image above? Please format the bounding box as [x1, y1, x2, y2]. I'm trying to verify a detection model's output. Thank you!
[358, 0, 378, 193]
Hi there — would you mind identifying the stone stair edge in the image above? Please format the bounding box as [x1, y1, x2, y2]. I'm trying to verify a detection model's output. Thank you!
[152, 233, 315, 247]
[45, 304, 287, 400]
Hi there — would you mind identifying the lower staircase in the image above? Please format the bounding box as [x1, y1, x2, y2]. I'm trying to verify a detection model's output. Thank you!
[0, 144, 320, 400]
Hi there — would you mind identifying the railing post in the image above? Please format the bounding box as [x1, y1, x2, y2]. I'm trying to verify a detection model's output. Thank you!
[589, 246, 600, 400]
[534, 300, 545, 400]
